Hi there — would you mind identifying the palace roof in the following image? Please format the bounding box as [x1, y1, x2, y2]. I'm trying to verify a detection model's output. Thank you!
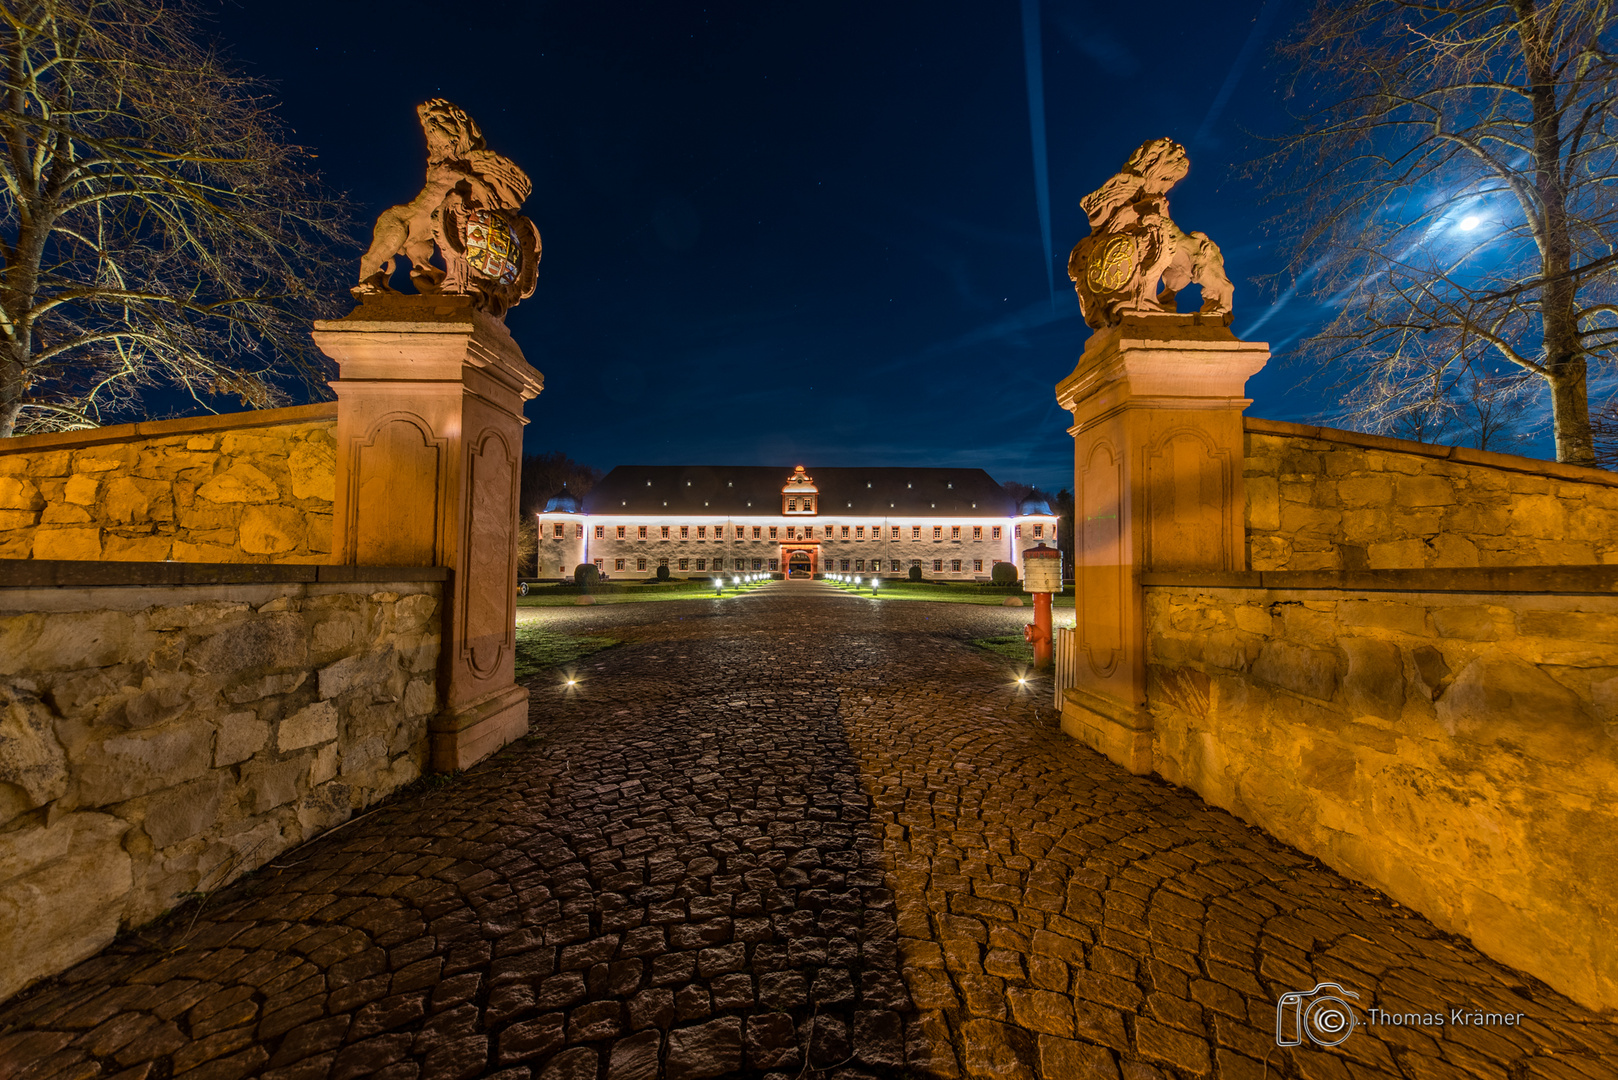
[580, 466, 1026, 517]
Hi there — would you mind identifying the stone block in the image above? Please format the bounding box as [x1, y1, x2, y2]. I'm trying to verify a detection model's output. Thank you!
[144, 773, 227, 848]
[73, 718, 214, 806]
[239, 505, 306, 555]
[73, 453, 123, 473]
[0, 812, 132, 1002]
[310, 743, 339, 786]
[1437, 657, 1601, 765]
[0, 477, 43, 511]
[1337, 600, 1427, 635]
[319, 647, 399, 701]
[0, 508, 38, 530]
[241, 754, 308, 814]
[24, 610, 139, 671]
[1244, 477, 1279, 531]
[289, 439, 336, 502]
[1427, 533, 1479, 567]
[1367, 538, 1427, 570]
[1394, 476, 1455, 506]
[1337, 475, 1392, 507]
[214, 711, 270, 766]
[1507, 494, 1565, 539]
[305, 512, 333, 553]
[1338, 639, 1406, 722]
[223, 671, 307, 705]
[1430, 605, 1505, 641]
[187, 614, 307, 675]
[63, 475, 98, 505]
[102, 476, 170, 524]
[1251, 641, 1339, 701]
[403, 677, 437, 718]
[196, 463, 280, 504]
[279, 701, 338, 751]
[101, 534, 174, 561]
[0, 682, 70, 811]
[32, 526, 102, 561]
[40, 503, 92, 524]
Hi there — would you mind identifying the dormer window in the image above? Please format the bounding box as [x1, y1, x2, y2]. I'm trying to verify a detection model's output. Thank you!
[789, 498, 797, 511]
[781, 464, 819, 514]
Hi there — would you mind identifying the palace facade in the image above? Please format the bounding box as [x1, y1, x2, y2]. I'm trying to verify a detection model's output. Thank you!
[536, 465, 1059, 580]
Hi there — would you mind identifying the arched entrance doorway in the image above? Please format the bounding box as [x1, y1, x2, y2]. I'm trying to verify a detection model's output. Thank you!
[787, 551, 813, 578]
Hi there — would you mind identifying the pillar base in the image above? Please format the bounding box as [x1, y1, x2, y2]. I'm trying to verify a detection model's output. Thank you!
[1060, 686, 1153, 775]
[430, 684, 530, 773]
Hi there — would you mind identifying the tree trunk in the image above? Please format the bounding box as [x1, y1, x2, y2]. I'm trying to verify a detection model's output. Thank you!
[1547, 361, 1596, 467]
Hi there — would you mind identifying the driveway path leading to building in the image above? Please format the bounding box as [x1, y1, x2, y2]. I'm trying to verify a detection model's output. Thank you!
[2, 583, 1614, 1080]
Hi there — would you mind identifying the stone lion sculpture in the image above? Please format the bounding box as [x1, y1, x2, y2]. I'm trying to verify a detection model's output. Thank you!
[354, 99, 541, 317]
[1067, 137, 1233, 329]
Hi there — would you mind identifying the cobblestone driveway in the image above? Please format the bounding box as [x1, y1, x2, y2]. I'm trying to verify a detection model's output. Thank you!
[2, 583, 1614, 1080]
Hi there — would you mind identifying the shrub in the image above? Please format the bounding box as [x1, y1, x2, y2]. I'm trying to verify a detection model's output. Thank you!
[573, 563, 600, 586]
[656, 564, 671, 581]
[990, 561, 1018, 586]
[908, 564, 922, 582]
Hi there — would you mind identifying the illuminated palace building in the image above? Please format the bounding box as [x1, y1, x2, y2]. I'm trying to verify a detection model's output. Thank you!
[538, 465, 1058, 580]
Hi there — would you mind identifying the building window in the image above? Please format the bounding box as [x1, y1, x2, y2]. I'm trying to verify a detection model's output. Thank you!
[595, 525, 604, 538]
[805, 498, 814, 512]
[1033, 524, 1044, 538]
[788, 498, 797, 511]
[752, 558, 763, 570]
[855, 559, 864, 571]
[712, 558, 723, 570]
[951, 526, 961, 540]
[973, 559, 983, 571]
[659, 558, 669, 568]
[951, 559, 962, 572]
[933, 526, 942, 540]
[753, 526, 762, 539]
[972, 526, 982, 540]
[933, 559, 943, 572]
[890, 560, 900, 572]
[992, 526, 1001, 540]
[594, 558, 604, 567]
[767, 558, 777, 571]
[698, 525, 706, 539]
[912, 525, 921, 540]
[661, 525, 671, 539]
[697, 558, 706, 570]
[616, 525, 626, 538]
[769, 526, 778, 539]
[736, 526, 744, 539]
[553, 523, 563, 539]
[841, 525, 850, 538]
[679, 558, 689, 570]
[824, 525, 833, 537]
[855, 526, 864, 540]
[615, 558, 626, 571]
[840, 559, 850, 570]
[559, 564, 566, 574]
[891, 526, 900, 540]
[637, 557, 647, 571]
[681, 526, 690, 539]
[639, 525, 648, 539]
[786, 525, 796, 539]
[1014, 524, 1022, 538]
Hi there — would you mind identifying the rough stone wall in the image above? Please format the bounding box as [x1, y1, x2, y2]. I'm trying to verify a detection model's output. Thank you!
[1141, 575, 1618, 1010]
[0, 574, 441, 1002]
[1243, 419, 1618, 570]
[0, 404, 338, 562]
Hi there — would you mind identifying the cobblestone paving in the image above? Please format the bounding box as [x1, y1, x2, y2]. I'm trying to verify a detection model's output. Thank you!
[2, 583, 1615, 1080]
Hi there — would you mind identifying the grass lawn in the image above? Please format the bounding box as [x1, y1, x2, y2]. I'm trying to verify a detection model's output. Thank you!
[515, 579, 770, 606]
[972, 634, 1036, 665]
[828, 579, 1076, 608]
[513, 622, 622, 680]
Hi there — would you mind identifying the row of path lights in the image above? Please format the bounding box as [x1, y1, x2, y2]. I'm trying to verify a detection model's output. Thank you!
[713, 572, 770, 596]
[828, 573, 880, 595]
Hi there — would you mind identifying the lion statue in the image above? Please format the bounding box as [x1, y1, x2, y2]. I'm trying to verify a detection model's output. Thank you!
[1067, 137, 1233, 329]
[354, 99, 541, 317]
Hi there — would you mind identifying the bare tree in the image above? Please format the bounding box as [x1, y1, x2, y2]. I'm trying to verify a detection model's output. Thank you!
[1269, 0, 1618, 467]
[0, 0, 349, 438]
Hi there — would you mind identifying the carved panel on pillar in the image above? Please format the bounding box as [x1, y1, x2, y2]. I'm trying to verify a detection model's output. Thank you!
[463, 429, 517, 680]
[1078, 439, 1125, 680]
[352, 415, 444, 567]
[1144, 428, 1234, 572]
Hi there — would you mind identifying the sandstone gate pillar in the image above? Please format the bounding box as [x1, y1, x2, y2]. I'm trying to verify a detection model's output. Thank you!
[1054, 314, 1267, 773]
[313, 294, 544, 771]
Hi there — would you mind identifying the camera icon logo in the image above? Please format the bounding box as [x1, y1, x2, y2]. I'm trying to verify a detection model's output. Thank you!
[1276, 982, 1360, 1047]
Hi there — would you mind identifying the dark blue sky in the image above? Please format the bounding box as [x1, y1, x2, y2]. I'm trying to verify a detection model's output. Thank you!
[215, 0, 1320, 493]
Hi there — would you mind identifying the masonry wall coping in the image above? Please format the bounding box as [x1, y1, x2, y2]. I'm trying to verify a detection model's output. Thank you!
[0, 559, 448, 589]
[0, 402, 338, 456]
[1243, 417, 1618, 488]
[1141, 565, 1618, 595]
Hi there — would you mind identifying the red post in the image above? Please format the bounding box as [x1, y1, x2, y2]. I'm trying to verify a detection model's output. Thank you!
[1033, 591, 1053, 669]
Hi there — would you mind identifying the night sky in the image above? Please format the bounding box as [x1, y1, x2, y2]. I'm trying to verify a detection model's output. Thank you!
[213, 0, 1319, 494]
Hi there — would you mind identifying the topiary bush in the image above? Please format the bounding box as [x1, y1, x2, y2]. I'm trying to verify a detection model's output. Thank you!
[908, 564, 922, 582]
[656, 564, 671, 581]
[574, 563, 600, 586]
[990, 561, 1018, 586]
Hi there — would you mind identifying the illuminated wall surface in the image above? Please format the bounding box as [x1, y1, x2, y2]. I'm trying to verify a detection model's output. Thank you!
[536, 465, 1058, 577]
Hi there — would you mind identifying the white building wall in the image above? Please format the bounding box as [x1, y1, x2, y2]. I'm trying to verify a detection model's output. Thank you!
[534, 512, 1059, 580]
